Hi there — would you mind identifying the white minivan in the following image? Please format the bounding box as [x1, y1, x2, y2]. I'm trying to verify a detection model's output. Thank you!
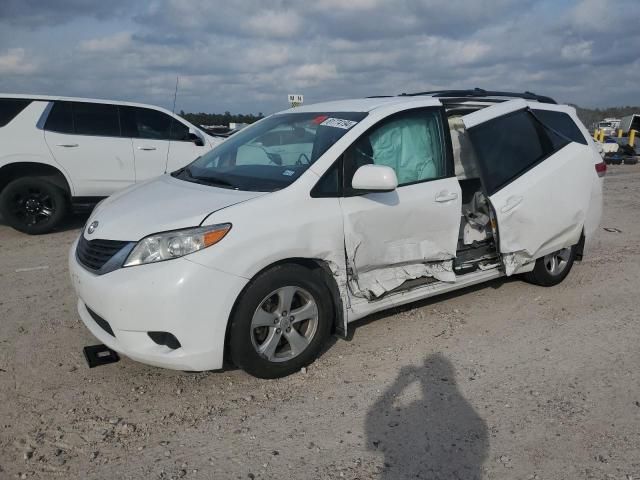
[69, 90, 605, 378]
[0, 94, 221, 234]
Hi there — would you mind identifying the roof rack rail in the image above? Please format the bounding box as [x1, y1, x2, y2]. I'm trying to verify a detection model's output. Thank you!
[397, 88, 557, 104]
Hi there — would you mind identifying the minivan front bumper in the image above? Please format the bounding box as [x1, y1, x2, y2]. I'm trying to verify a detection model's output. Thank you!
[69, 238, 248, 371]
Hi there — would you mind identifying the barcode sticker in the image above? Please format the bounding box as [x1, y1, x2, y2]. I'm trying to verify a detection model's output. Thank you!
[320, 118, 357, 130]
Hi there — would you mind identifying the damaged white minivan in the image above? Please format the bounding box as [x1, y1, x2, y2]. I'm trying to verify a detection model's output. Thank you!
[69, 90, 605, 378]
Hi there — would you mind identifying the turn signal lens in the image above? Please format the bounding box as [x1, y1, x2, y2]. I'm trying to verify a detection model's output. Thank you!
[204, 226, 231, 247]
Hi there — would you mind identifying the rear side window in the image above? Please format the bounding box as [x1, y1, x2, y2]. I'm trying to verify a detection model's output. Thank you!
[44, 101, 74, 134]
[468, 109, 569, 194]
[72, 102, 120, 137]
[120, 106, 189, 141]
[532, 110, 588, 145]
[0, 99, 31, 127]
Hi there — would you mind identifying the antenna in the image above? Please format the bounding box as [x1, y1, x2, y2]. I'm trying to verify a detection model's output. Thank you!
[165, 75, 179, 173]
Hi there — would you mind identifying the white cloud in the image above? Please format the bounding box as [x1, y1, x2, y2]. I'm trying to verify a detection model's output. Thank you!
[0, 48, 38, 75]
[79, 32, 133, 53]
[561, 41, 593, 61]
[314, 0, 380, 11]
[292, 63, 338, 84]
[244, 10, 303, 38]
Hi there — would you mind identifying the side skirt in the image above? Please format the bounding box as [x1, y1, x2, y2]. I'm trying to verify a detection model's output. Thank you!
[347, 267, 504, 323]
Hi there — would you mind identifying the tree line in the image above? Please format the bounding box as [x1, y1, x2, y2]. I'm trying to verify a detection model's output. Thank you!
[573, 105, 640, 129]
[179, 110, 264, 126]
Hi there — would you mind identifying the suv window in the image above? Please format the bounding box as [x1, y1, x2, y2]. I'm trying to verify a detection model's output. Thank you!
[344, 108, 447, 193]
[72, 102, 120, 137]
[44, 101, 74, 134]
[0, 99, 31, 128]
[531, 109, 588, 145]
[468, 109, 569, 194]
[120, 106, 189, 141]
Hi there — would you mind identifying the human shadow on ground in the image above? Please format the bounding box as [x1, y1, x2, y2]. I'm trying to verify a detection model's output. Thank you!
[365, 354, 489, 479]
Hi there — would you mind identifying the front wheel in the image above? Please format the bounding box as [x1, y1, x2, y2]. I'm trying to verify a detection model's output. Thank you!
[0, 177, 69, 234]
[228, 264, 332, 379]
[523, 246, 576, 286]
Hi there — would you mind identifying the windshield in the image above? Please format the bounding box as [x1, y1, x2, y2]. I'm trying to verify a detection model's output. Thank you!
[173, 111, 367, 191]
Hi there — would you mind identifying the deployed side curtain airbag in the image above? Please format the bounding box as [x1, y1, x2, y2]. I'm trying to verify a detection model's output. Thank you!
[368, 116, 444, 184]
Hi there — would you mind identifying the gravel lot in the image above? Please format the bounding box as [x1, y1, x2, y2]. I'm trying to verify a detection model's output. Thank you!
[1, 165, 639, 480]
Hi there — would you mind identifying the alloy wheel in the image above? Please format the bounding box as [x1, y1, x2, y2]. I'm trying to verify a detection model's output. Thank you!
[250, 286, 319, 362]
[10, 186, 56, 227]
[543, 247, 572, 276]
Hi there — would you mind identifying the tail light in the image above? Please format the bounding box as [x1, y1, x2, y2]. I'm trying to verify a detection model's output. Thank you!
[595, 161, 606, 177]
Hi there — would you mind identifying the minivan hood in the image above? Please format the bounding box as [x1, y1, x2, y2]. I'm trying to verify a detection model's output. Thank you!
[85, 175, 265, 241]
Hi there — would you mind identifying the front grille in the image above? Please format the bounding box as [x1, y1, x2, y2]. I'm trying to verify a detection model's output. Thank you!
[86, 306, 115, 337]
[76, 236, 129, 271]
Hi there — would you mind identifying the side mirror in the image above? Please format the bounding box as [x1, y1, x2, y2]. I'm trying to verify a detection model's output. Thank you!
[351, 164, 398, 192]
[188, 132, 205, 146]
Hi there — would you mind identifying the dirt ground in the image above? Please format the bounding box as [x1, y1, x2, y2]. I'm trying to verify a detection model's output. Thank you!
[1, 165, 639, 480]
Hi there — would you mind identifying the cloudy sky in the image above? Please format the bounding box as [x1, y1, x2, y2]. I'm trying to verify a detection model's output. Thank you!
[0, 0, 638, 115]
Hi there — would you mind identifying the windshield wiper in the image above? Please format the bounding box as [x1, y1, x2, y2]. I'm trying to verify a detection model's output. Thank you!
[184, 166, 234, 188]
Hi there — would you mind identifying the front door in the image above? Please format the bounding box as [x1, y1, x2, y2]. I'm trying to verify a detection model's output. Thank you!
[120, 106, 205, 181]
[340, 106, 462, 299]
[462, 100, 594, 274]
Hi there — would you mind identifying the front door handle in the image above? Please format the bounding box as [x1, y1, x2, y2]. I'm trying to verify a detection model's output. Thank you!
[56, 143, 78, 148]
[435, 191, 458, 203]
[137, 146, 156, 151]
[501, 196, 523, 213]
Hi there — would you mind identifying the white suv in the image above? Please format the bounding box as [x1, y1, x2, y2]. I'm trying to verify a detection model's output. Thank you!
[69, 90, 605, 378]
[0, 94, 221, 234]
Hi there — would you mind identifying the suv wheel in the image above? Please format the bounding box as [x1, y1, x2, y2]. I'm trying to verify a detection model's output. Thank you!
[0, 177, 69, 234]
[523, 246, 576, 286]
[228, 264, 332, 378]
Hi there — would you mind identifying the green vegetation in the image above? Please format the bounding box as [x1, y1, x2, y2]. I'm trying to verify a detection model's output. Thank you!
[179, 110, 263, 126]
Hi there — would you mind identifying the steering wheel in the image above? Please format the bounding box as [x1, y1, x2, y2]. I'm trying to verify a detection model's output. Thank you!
[296, 153, 310, 165]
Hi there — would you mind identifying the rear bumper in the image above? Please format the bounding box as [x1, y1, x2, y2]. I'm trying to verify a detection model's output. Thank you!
[583, 175, 604, 257]
[69, 238, 248, 371]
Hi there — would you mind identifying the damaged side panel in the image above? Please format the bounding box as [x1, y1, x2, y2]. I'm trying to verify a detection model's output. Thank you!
[462, 101, 595, 276]
[340, 179, 462, 299]
[488, 141, 593, 275]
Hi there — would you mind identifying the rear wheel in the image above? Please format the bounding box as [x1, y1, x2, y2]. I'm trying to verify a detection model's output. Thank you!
[0, 177, 69, 234]
[228, 264, 332, 379]
[523, 246, 576, 286]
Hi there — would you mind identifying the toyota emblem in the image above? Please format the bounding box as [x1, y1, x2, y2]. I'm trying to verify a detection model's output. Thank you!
[87, 221, 99, 234]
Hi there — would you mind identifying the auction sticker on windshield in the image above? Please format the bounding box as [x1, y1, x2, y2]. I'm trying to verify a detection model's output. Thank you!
[320, 118, 358, 129]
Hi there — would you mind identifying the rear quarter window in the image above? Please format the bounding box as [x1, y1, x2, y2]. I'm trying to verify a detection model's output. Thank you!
[531, 110, 588, 145]
[0, 99, 32, 128]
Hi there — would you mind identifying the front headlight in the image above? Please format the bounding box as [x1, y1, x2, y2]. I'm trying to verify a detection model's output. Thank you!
[123, 223, 231, 267]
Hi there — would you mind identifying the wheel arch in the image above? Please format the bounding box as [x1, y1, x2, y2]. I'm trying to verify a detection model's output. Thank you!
[0, 161, 73, 196]
[223, 257, 345, 362]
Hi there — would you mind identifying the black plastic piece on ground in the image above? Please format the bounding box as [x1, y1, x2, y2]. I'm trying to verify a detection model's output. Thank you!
[83, 344, 120, 368]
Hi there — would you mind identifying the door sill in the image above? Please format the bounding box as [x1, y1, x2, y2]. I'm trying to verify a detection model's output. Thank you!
[347, 267, 504, 323]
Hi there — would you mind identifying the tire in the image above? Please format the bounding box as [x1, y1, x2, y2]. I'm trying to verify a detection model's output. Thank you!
[523, 245, 576, 287]
[0, 177, 69, 234]
[228, 264, 333, 379]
